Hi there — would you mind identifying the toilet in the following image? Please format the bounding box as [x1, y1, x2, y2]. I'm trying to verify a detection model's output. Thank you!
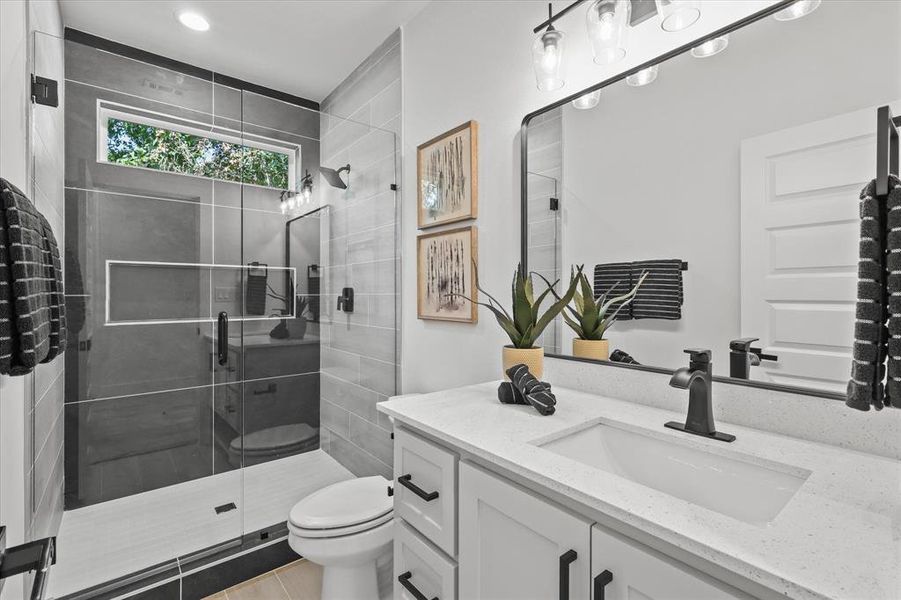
[287, 475, 393, 600]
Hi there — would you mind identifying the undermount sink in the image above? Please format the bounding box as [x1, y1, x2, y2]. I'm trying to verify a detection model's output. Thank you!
[537, 421, 810, 525]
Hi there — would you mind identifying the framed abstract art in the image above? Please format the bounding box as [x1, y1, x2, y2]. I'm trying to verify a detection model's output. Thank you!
[417, 120, 478, 228]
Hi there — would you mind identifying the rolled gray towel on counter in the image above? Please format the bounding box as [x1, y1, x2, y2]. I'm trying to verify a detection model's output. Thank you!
[503, 363, 556, 415]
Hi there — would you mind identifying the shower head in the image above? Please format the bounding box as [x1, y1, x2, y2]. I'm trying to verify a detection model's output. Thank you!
[319, 164, 351, 190]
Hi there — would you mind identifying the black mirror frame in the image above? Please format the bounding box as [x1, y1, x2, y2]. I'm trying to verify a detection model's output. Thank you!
[519, 0, 845, 402]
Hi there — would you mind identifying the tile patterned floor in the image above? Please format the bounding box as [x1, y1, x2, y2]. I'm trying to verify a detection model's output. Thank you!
[203, 559, 322, 600]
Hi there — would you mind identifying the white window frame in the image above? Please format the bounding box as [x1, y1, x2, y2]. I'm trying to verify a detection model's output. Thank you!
[96, 100, 300, 191]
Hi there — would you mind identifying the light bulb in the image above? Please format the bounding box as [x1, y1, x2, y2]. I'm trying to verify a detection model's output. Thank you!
[280, 200, 288, 214]
[302, 186, 312, 203]
[532, 28, 566, 91]
[626, 65, 658, 87]
[571, 90, 601, 110]
[691, 34, 729, 58]
[773, 0, 821, 21]
[587, 0, 630, 66]
[655, 0, 700, 32]
[287, 195, 297, 210]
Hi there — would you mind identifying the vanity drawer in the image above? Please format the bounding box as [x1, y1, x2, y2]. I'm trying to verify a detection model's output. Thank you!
[395, 519, 457, 600]
[394, 427, 457, 556]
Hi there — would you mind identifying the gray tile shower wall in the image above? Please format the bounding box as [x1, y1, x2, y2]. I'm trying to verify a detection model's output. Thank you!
[63, 39, 324, 507]
[527, 108, 563, 353]
[30, 24, 66, 546]
[318, 30, 401, 480]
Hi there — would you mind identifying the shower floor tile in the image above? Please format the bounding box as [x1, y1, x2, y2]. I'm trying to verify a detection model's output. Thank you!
[49, 450, 352, 598]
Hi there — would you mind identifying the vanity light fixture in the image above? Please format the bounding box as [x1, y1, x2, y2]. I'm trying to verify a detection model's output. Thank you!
[586, 0, 631, 66]
[773, 0, 821, 21]
[300, 171, 313, 204]
[531, 4, 567, 91]
[654, 0, 700, 32]
[691, 34, 729, 58]
[571, 90, 601, 109]
[626, 65, 658, 87]
[176, 11, 210, 32]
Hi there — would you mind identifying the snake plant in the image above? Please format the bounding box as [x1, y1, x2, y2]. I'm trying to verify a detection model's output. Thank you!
[465, 263, 583, 349]
[561, 266, 648, 340]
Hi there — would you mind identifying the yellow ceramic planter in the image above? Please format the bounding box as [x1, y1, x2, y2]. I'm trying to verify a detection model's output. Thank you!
[502, 346, 544, 380]
[572, 339, 609, 361]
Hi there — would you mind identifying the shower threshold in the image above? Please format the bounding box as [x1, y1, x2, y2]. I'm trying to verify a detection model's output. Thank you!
[49, 450, 352, 598]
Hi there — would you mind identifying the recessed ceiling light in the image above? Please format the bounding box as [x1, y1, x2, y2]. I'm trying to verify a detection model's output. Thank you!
[177, 11, 210, 32]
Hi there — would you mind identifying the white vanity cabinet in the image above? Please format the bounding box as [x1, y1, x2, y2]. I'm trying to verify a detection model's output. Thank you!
[458, 461, 592, 600]
[590, 525, 749, 600]
[391, 425, 749, 600]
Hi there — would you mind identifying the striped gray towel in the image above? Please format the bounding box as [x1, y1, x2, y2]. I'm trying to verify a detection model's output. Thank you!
[631, 259, 683, 320]
[0, 178, 66, 375]
[593, 262, 633, 321]
[847, 178, 889, 410]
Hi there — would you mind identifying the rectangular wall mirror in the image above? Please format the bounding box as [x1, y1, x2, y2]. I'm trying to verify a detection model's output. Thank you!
[522, 0, 900, 398]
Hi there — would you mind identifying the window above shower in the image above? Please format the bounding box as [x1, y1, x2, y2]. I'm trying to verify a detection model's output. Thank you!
[96, 101, 300, 191]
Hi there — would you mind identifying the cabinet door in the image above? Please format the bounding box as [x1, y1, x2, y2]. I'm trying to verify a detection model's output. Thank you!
[459, 462, 591, 600]
[591, 525, 749, 600]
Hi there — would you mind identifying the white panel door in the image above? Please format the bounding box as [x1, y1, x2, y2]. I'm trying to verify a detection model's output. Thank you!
[740, 102, 900, 391]
[459, 461, 592, 600]
[591, 525, 749, 600]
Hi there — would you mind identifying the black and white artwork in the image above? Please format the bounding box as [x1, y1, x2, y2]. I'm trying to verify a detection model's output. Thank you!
[417, 121, 478, 228]
[417, 226, 478, 322]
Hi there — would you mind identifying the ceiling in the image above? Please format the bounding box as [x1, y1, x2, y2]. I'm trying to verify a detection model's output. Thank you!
[59, 0, 429, 101]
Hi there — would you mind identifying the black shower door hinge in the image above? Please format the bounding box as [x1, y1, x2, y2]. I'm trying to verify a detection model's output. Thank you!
[31, 75, 58, 107]
[549, 197, 560, 211]
[390, 184, 398, 191]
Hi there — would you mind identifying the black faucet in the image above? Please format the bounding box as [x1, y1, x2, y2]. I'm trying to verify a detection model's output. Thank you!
[729, 337, 779, 379]
[665, 348, 735, 442]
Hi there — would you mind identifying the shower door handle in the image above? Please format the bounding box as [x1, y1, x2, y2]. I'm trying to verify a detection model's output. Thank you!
[217, 312, 228, 366]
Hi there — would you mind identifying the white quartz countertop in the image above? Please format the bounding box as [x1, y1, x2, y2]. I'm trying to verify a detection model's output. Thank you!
[378, 382, 901, 600]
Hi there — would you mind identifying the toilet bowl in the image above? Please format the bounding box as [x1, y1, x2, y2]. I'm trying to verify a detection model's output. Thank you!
[287, 475, 393, 600]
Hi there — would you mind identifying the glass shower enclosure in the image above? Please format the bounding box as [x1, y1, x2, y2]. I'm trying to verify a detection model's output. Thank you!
[52, 34, 397, 597]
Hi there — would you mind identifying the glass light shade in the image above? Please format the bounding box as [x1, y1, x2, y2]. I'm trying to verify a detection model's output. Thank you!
[626, 65, 659, 87]
[587, 0, 631, 66]
[287, 195, 297, 210]
[655, 0, 700, 32]
[532, 28, 566, 91]
[572, 90, 601, 110]
[773, 0, 821, 21]
[279, 200, 288, 214]
[301, 178, 313, 203]
[691, 34, 729, 58]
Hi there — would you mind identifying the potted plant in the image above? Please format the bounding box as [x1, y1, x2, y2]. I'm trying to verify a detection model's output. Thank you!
[465, 263, 582, 379]
[562, 266, 648, 361]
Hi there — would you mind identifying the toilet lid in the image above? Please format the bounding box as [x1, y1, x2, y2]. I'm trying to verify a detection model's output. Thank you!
[230, 423, 317, 453]
[289, 476, 392, 530]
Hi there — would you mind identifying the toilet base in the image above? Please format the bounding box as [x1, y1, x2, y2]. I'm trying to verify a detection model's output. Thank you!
[321, 562, 378, 600]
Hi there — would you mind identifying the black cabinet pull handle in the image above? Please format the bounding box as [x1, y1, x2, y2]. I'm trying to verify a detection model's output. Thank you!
[593, 569, 613, 600]
[217, 311, 228, 366]
[398, 571, 437, 600]
[559, 549, 577, 600]
[397, 474, 439, 502]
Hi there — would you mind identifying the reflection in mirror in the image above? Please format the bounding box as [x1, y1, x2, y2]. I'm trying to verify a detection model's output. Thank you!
[524, 1, 900, 395]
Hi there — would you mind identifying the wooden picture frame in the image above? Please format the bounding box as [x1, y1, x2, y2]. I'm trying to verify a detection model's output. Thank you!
[417, 226, 478, 323]
[417, 120, 479, 229]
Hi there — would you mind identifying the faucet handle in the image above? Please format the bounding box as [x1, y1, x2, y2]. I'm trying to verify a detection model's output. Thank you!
[683, 348, 712, 367]
[729, 337, 759, 352]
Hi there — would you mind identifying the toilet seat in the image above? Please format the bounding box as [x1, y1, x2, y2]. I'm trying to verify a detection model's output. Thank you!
[288, 476, 392, 539]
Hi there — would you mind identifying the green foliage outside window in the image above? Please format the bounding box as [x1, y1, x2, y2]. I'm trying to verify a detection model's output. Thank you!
[106, 118, 290, 189]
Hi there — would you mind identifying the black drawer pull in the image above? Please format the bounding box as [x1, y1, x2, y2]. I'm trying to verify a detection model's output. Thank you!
[397, 474, 439, 502]
[593, 569, 613, 600]
[559, 549, 577, 600]
[217, 311, 228, 366]
[398, 571, 437, 600]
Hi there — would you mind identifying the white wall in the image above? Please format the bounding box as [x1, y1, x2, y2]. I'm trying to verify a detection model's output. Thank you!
[559, 0, 901, 372]
[401, 0, 776, 393]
